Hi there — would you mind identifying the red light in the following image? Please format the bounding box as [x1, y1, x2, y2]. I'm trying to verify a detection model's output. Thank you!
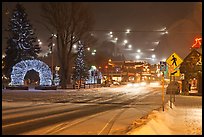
[105, 66, 108, 69]
[192, 38, 202, 48]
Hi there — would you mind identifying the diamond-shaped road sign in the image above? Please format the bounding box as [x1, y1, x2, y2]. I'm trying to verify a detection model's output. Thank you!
[166, 52, 183, 69]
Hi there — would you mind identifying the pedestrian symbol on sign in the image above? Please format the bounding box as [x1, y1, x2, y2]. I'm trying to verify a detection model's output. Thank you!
[166, 52, 183, 69]
[171, 55, 177, 66]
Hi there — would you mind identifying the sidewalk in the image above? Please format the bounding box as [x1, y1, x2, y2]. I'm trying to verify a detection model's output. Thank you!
[128, 95, 202, 135]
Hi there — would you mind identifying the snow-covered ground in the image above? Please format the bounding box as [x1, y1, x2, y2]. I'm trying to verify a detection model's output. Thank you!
[2, 84, 201, 135]
[128, 96, 202, 135]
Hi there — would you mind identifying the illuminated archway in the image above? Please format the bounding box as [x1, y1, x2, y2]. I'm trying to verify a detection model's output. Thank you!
[10, 59, 52, 86]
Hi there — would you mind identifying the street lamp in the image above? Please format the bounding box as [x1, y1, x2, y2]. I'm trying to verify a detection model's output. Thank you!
[152, 54, 156, 59]
[124, 40, 128, 44]
[136, 55, 140, 59]
[126, 29, 130, 34]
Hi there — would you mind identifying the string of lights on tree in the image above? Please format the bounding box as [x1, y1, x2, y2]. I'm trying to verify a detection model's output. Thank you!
[10, 59, 52, 86]
[3, 3, 40, 79]
[73, 42, 89, 82]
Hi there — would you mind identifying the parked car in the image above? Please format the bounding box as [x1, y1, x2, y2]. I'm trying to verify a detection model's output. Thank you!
[166, 81, 180, 94]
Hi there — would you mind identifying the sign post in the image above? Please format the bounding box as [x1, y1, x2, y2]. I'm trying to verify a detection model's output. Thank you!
[160, 61, 166, 111]
[166, 52, 183, 109]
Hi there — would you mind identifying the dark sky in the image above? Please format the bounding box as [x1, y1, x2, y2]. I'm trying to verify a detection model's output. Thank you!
[2, 2, 202, 64]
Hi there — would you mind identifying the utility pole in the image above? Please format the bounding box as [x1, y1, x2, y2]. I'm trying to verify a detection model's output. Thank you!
[170, 75, 173, 109]
[162, 71, 165, 111]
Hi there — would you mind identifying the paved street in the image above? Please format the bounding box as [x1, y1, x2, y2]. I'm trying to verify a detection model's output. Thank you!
[2, 84, 169, 135]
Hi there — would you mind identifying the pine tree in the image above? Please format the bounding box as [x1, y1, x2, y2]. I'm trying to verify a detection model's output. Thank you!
[53, 73, 60, 86]
[3, 3, 41, 78]
[73, 43, 89, 88]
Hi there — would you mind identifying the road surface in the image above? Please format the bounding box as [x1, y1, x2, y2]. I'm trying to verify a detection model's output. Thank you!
[2, 84, 169, 135]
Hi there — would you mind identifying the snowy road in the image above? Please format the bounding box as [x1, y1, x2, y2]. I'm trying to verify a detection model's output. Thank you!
[2, 84, 169, 135]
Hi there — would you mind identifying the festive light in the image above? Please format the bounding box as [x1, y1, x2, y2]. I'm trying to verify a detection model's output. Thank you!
[73, 44, 88, 82]
[192, 38, 202, 48]
[10, 59, 52, 86]
[86, 66, 102, 84]
[53, 66, 60, 86]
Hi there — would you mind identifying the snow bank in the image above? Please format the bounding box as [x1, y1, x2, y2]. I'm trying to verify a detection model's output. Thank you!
[128, 101, 202, 135]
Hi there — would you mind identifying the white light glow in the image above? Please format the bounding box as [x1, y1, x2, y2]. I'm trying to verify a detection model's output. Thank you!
[153, 41, 159, 45]
[140, 82, 147, 86]
[137, 49, 141, 53]
[39, 42, 42, 45]
[124, 40, 128, 44]
[115, 37, 118, 41]
[92, 52, 96, 55]
[136, 55, 140, 59]
[10, 59, 52, 86]
[152, 54, 156, 58]
[133, 83, 139, 87]
[162, 58, 166, 61]
[126, 29, 130, 33]
[87, 47, 90, 51]
[109, 31, 113, 35]
[128, 44, 132, 48]
[73, 44, 77, 49]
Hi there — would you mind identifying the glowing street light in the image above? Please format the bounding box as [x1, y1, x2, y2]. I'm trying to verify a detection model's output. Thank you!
[124, 40, 128, 44]
[128, 44, 132, 49]
[152, 54, 156, 58]
[92, 52, 96, 55]
[137, 49, 141, 53]
[126, 29, 130, 33]
[87, 47, 90, 51]
[109, 31, 113, 35]
[136, 55, 140, 59]
[39, 42, 42, 45]
[115, 37, 118, 41]
[38, 39, 40, 42]
[73, 44, 77, 49]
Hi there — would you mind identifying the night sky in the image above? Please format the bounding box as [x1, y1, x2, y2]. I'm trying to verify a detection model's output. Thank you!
[2, 2, 202, 64]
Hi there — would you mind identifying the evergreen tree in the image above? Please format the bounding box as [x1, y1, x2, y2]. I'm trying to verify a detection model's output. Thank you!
[73, 43, 89, 88]
[53, 73, 60, 86]
[3, 3, 41, 78]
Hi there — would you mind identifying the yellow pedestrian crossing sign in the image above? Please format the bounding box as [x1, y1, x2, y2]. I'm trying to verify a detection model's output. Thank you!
[166, 52, 183, 68]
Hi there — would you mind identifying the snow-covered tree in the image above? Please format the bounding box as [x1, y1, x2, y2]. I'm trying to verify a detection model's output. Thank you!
[73, 43, 89, 88]
[53, 73, 60, 86]
[3, 3, 41, 78]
